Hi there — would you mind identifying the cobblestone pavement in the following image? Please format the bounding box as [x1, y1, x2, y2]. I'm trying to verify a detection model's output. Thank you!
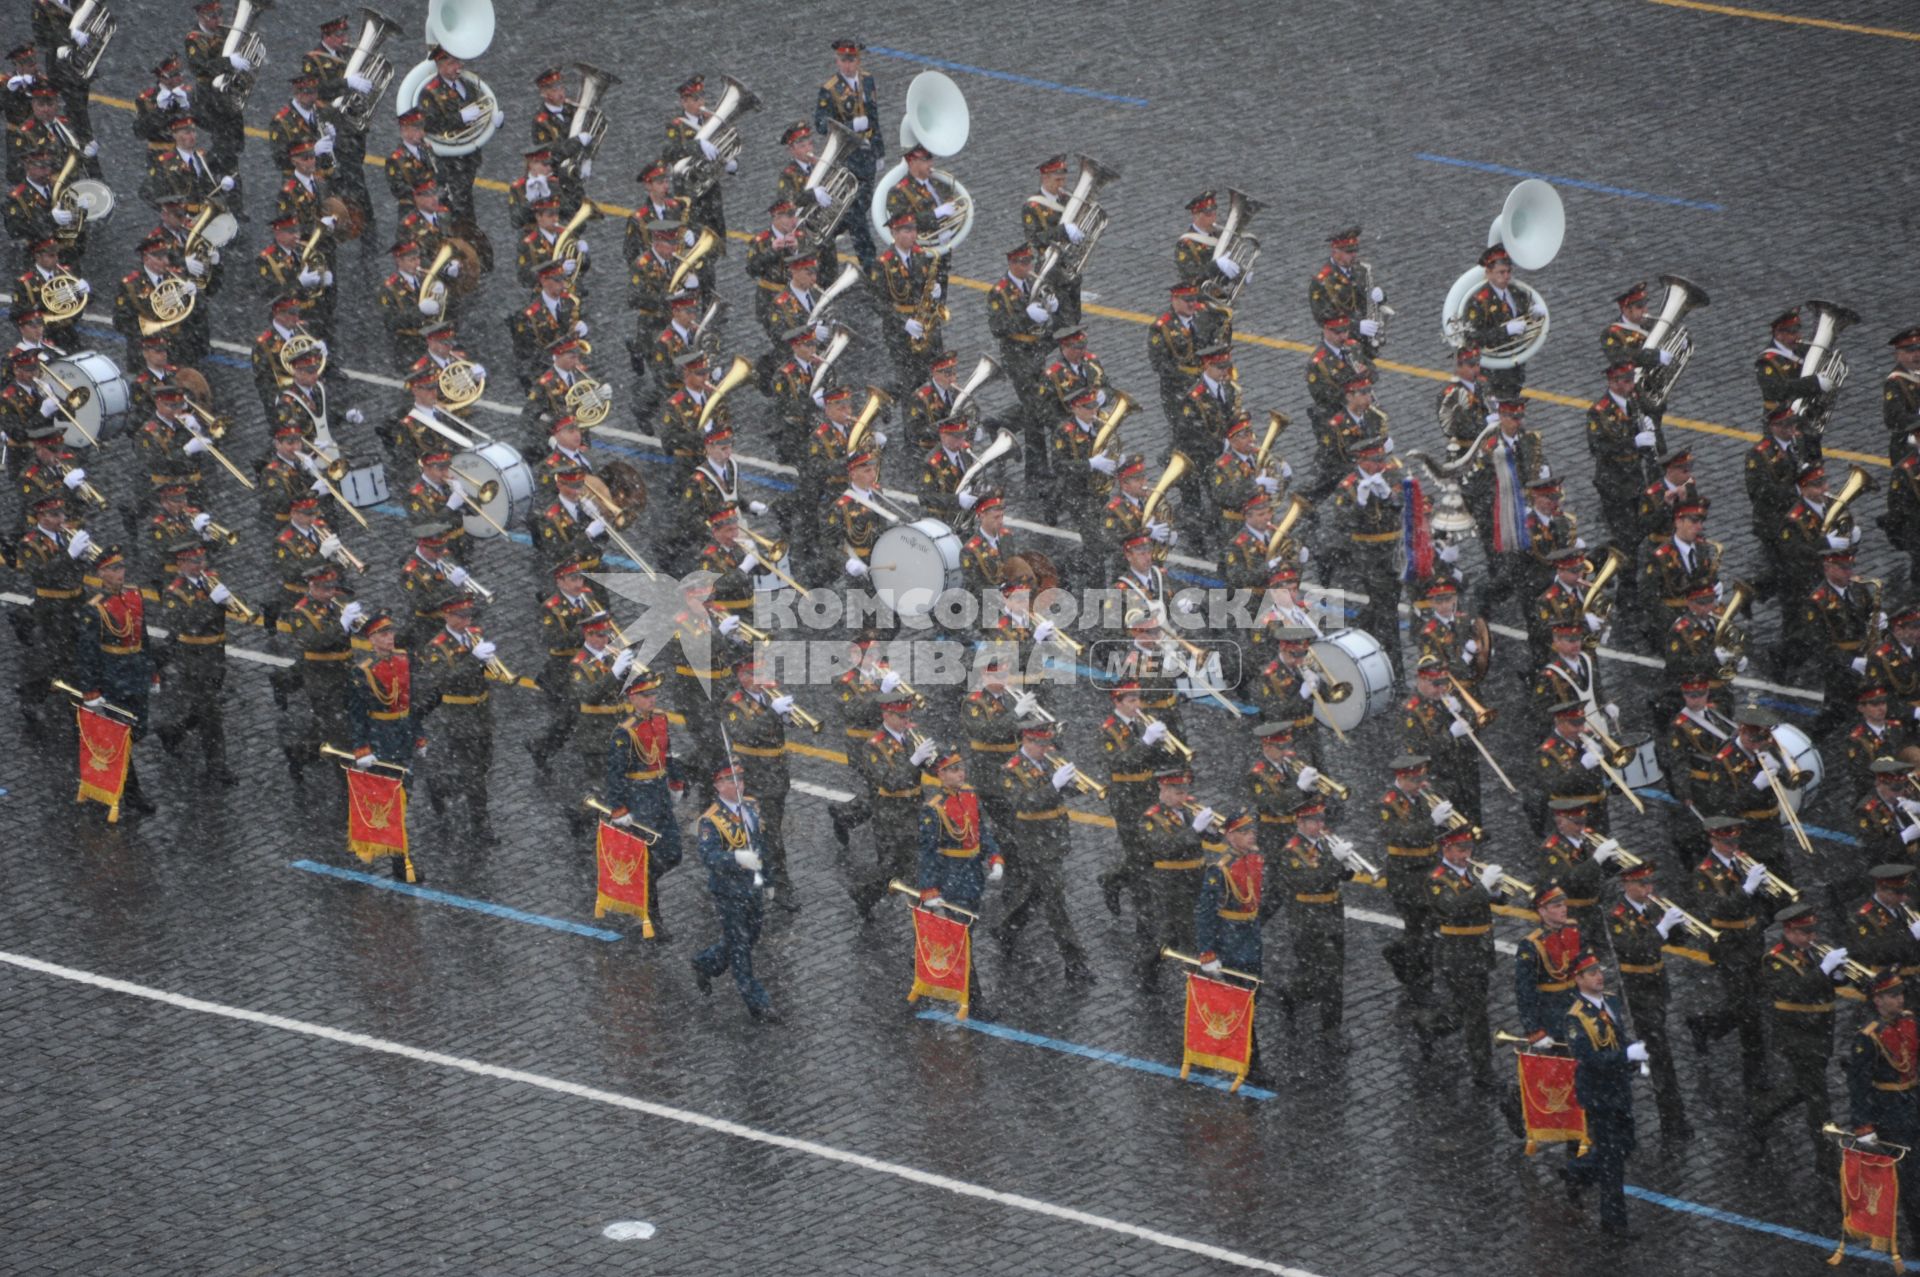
[3, 1, 1915, 1273]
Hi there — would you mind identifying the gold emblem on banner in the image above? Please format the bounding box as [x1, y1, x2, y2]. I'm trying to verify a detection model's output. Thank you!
[917, 935, 958, 977]
[83, 733, 122, 772]
[602, 849, 638, 885]
[353, 788, 397, 830]
[1198, 999, 1247, 1041]
[1537, 1079, 1574, 1114]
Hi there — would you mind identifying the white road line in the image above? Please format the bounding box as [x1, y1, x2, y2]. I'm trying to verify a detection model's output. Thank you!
[0, 948, 1322, 1277]
[792, 780, 855, 802]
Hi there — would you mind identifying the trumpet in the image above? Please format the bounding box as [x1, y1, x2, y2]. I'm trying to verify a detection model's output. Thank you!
[454, 626, 533, 688]
[582, 795, 661, 843]
[1470, 858, 1535, 897]
[759, 678, 823, 733]
[1649, 893, 1722, 945]
[1812, 941, 1877, 985]
[51, 459, 108, 509]
[1418, 786, 1481, 838]
[1282, 755, 1352, 801]
[1045, 750, 1107, 798]
[1139, 710, 1193, 762]
[426, 554, 495, 605]
[312, 516, 368, 575]
[1324, 833, 1379, 878]
[190, 510, 240, 546]
[707, 604, 771, 644]
[206, 571, 258, 624]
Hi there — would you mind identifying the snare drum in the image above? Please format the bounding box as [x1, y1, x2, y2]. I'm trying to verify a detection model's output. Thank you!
[1621, 739, 1662, 791]
[1772, 723, 1823, 813]
[339, 459, 390, 508]
[871, 518, 963, 618]
[1307, 628, 1395, 733]
[453, 440, 534, 539]
[49, 350, 129, 448]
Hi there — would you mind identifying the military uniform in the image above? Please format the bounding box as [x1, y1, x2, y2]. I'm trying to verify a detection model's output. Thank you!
[524, 586, 602, 764]
[417, 619, 498, 841]
[1194, 835, 1270, 981]
[1279, 816, 1355, 1031]
[918, 782, 1002, 925]
[157, 558, 238, 779]
[604, 703, 686, 919]
[1513, 917, 1583, 1042]
[1378, 781, 1443, 998]
[963, 684, 1022, 841]
[1328, 462, 1405, 681]
[1587, 386, 1659, 544]
[1423, 851, 1503, 1084]
[1563, 987, 1640, 1234]
[1402, 690, 1482, 828]
[273, 579, 351, 776]
[723, 686, 795, 901]
[868, 240, 943, 392]
[1145, 298, 1228, 423]
[1843, 715, 1914, 805]
[994, 745, 1092, 981]
[1805, 572, 1880, 726]
[1609, 888, 1693, 1136]
[1685, 847, 1773, 1091]
[1132, 797, 1216, 986]
[348, 647, 418, 770]
[12, 516, 83, 723]
[1754, 929, 1845, 1181]
[849, 723, 927, 917]
[1459, 267, 1539, 397]
[377, 265, 433, 371]
[1868, 634, 1920, 720]
[510, 291, 586, 382]
[1435, 370, 1495, 461]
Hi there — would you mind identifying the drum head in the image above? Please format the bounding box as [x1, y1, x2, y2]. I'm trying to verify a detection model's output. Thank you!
[872, 524, 948, 618]
[340, 461, 390, 508]
[201, 211, 240, 248]
[51, 352, 128, 446]
[67, 178, 115, 222]
[1771, 723, 1822, 813]
[456, 442, 533, 539]
[1308, 629, 1395, 734]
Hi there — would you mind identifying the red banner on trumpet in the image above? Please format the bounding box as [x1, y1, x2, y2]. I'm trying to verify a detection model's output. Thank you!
[909, 906, 971, 1019]
[1837, 1144, 1902, 1262]
[594, 820, 654, 938]
[1515, 1050, 1589, 1156]
[1180, 972, 1256, 1092]
[345, 769, 409, 866]
[74, 704, 132, 821]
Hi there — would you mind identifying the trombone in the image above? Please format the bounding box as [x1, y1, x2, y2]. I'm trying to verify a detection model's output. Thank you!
[51, 458, 108, 509]
[296, 440, 370, 530]
[204, 570, 259, 625]
[34, 363, 103, 449]
[1139, 710, 1193, 762]
[446, 464, 510, 537]
[1295, 646, 1354, 743]
[424, 553, 496, 605]
[576, 475, 659, 578]
[703, 602, 772, 644]
[311, 514, 369, 575]
[1446, 675, 1517, 795]
[187, 509, 240, 546]
[1763, 730, 1817, 858]
[175, 398, 257, 490]
[582, 795, 661, 843]
[1569, 830, 1722, 943]
[1730, 849, 1800, 901]
[733, 532, 813, 597]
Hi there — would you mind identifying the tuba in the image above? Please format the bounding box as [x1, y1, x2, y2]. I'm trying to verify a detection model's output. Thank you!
[330, 7, 405, 131]
[394, 0, 499, 157]
[558, 62, 620, 180]
[1442, 179, 1564, 369]
[1048, 155, 1121, 278]
[61, 1, 117, 82]
[670, 75, 760, 199]
[844, 385, 894, 457]
[211, 0, 273, 110]
[809, 324, 852, 397]
[1790, 298, 1860, 437]
[1821, 463, 1879, 535]
[797, 120, 861, 241]
[552, 198, 604, 283]
[867, 72, 975, 257]
[954, 428, 1015, 497]
[1205, 188, 1264, 306]
[1636, 274, 1711, 410]
[947, 354, 1002, 422]
[696, 356, 753, 432]
[668, 226, 719, 296]
[807, 261, 865, 328]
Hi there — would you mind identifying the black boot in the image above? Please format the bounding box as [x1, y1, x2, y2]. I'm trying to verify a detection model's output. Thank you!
[284, 746, 306, 784]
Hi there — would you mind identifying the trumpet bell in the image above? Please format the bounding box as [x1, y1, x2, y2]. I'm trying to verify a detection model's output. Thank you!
[897, 71, 970, 156]
[1488, 178, 1565, 271]
[425, 0, 494, 59]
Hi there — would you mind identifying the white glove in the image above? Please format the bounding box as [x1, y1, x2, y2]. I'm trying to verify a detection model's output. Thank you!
[72, 30, 91, 48]
[82, 139, 99, 158]
[1033, 620, 1057, 644]
[585, 517, 608, 538]
[445, 484, 466, 510]
[418, 297, 441, 316]
[1464, 639, 1479, 657]
[1584, 611, 1604, 632]
[82, 695, 106, 709]
[1530, 296, 1547, 317]
[1591, 838, 1623, 866]
[51, 206, 75, 227]
[1851, 525, 1864, 546]
[318, 534, 343, 557]
[1088, 454, 1117, 476]
[845, 556, 869, 578]
[1741, 862, 1768, 895]
[851, 114, 869, 133]
[1899, 798, 1920, 818]
[733, 849, 763, 872]
[209, 172, 233, 195]
[1050, 762, 1077, 791]
[1369, 286, 1385, 303]
[812, 186, 833, 208]
[75, 279, 90, 295]
[339, 601, 364, 630]
[353, 752, 377, 770]
[1533, 1034, 1560, 1049]
[1656, 348, 1674, 367]
[1503, 319, 1528, 336]
[574, 321, 590, 337]
[904, 318, 926, 340]
[1141, 720, 1168, 745]
[1358, 319, 1380, 338]
[62, 528, 91, 559]
[579, 159, 593, 179]
[1478, 863, 1504, 892]
[1437, 542, 1460, 564]
[1192, 806, 1217, 832]
[1427, 799, 1456, 827]
[1820, 947, 1852, 977]
[769, 694, 795, 716]
[1255, 474, 1280, 494]
[1902, 823, 1920, 847]
[313, 135, 334, 158]
[717, 613, 743, 635]
[189, 512, 213, 534]
[879, 671, 902, 694]
[347, 73, 375, 94]
[1861, 1132, 1882, 1148]
[1295, 765, 1322, 792]
[309, 476, 330, 494]
[1146, 520, 1171, 544]
[229, 52, 254, 73]
[929, 201, 956, 220]
[681, 268, 699, 287]
[957, 491, 978, 510]
[1448, 718, 1470, 738]
[872, 430, 888, 447]
[1713, 646, 1734, 665]
[1214, 255, 1242, 279]
[1061, 222, 1085, 245]
[1634, 429, 1657, 448]
[1354, 481, 1373, 507]
[1176, 596, 1198, 615]
[987, 861, 1004, 883]
[4, 75, 26, 92]
[1298, 669, 1321, 698]
[910, 738, 937, 766]
[458, 103, 484, 125]
[1579, 748, 1602, 770]
[562, 260, 577, 276]
[738, 551, 761, 573]
[1817, 372, 1835, 393]
[183, 436, 210, 456]
[1045, 295, 1059, 314]
[1656, 905, 1686, 940]
[1025, 302, 1048, 324]
[697, 138, 720, 162]
[1908, 919, 1920, 942]
[1626, 1042, 1650, 1064]
[611, 648, 636, 677]
[343, 407, 365, 426]
[184, 254, 209, 279]
[470, 640, 497, 662]
[298, 268, 323, 288]
[742, 500, 769, 519]
[1604, 702, 1619, 723]
[60, 468, 86, 490]
[1826, 532, 1851, 551]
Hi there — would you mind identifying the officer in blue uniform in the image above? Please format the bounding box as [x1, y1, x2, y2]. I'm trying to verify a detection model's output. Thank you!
[813, 38, 882, 270]
[1560, 951, 1648, 1239]
[604, 666, 685, 938]
[690, 761, 780, 1023]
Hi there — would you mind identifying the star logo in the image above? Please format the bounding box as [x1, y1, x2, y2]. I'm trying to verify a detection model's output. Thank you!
[590, 568, 711, 682]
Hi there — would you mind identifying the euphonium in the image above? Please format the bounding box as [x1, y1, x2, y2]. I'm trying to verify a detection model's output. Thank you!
[62, 1, 117, 81]
[1049, 154, 1120, 277]
[1636, 274, 1710, 410]
[1088, 392, 1134, 459]
[1139, 451, 1190, 526]
[418, 242, 454, 310]
[797, 121, 860, 241]
[1791, 298, 1860, 436]
[1252, 409, 1289, 475]
[552, 199, 604, 282]
[558, 62, 620, 179]
[670, 75, 761, 199]
[1580, 547, 1625, 615]
[844, 384, 894, 457]
[211, 0, 273, 109]
[1265, 493, 1313, 559]
[1822, 463, 1878, 535]
[696, 356, 753, 432]
[1206, 187, 1263, 306]
[330, 7, 404, 131]
[668, 227, 718, 297]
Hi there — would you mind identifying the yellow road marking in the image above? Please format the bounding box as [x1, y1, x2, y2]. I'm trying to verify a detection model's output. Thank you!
[1646, 0, 1920, 43]
[87, 87, 1889, 470]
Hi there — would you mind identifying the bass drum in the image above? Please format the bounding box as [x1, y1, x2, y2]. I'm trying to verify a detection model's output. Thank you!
[1772, 723, 1823, 814]
[50, 350, 129, 447]
[66, 177, 115, 228]
[871, 517, 962, 619]
[1307, 628, 1395, 734]
[200, 210, 240, 248]
[454, 440, 533, 539]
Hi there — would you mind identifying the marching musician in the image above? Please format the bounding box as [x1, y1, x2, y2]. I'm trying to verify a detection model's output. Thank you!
[522, 559, 608, 769]
[391, 367, 450, 467]
[533, 466, 610, 576]
[1851, 865, 1920, 981]
[1402, 655, 1484, 828]
[417, 592, 502, 846]
[918, 748, 1005, 1009]
[515, 197, 582, 291]
[4, 146, 64, 257]
[1560, 952, 1648, 1236]
[507, 146, 578, 231]
[1315, 372, 1389, 508]
[182, 1, 248, 175]
[691, 761, 780, 1022]
[1464, 398, 1549, 579]
[826, 449, 888, 585]
[75, 546, 160, 817]
[1539, 798, 1629, 937]
[1587, 359, 1661, 548]
[248, 295, 311, 410]
[1845, 974, 1920, 1250]
[1604, 859, 1699, 1145]
[413, 46, 488, 223]
[1752, 903, 1853, 1183]
[1800, 547, 1879, 735]
[1459, 244, 1543, 399]
[270, 492, 344, 596]
[847, 693, 936, 921]
[13, 493, 88, 735]
[133, 55, 196, 157]
[1021, 156, 1083, 326]
[1704, 707, 1796, 882]
[302, 16, 375, 224]
[133, 383, 208, 499]
[1094, 677, 1175, 918]
[903, 350, 965, 457]
[1046, 328, 1110, 430]
[772, 122, 841, 276]
[1278, 790, 1365, 1044]
[554, 612, 631, 810]
[17, 237, 88, 350]
[869, 211, 944, 396]
[1307, 227, 1385, 349]
[1303, 313, 1366, 440]
[604, 666, 686, 938]
[1885, 327, 1920, 465]
[813, 39, 881, 270]
[949, 489, 1011, 595]
[1219, 489, 1282, 595]
[1514, 884, 1584, 1046]
[345, 611, 420, 878]
[1174, 190, 1244, 297]
[1051, 387, 1108, 553]
[984, 242, 1056, 484]
[378, 240, 436, 372]
[269, 345, 347, 443]
[1434, 345, 1494, 462]
[1526, 550, 1594, 661]
[1659, 675, 1732, 825]
[762, 250, 824, 392]
[1326, 434, 1405, 684]
[1867, 603, 1920, 720]
[529, 68, 588, 170]
[275, 141, 340, 268]
[1601, 281, 1676, 383]
[271, 561, 352, 784]
[665, 76, 734, 238]
[1841, 687, 1912, 804]
[883, 143, 958, 290]
[648, 291, 706, 403]
[401, 450, 470, 560]
[398, 180, 459, 273]
[1778, 462, 1860, 663]
[1755, 308, 1834, 419]
[512, 259, 588, 385]
[1418, 825, 1508, 1088]
[1192, 805, 1274, 1084]
[385, 108, 437, 214]
[627, 219, 684, 384]
[113, 234, 197, 371]
[141, 481, 224, 584]
[1741, 404, 1804, 602]
[1640, 495, 1719, 648]
[695, 505, 771, 617]
[1177, 346, 1241, 501]
[267, 72, 338, 181]
[916, 415, 978, 526]
[1415, 578, 1487, 690]
[1132, 766, 1221, 991]
[1376, 753, 1453, 1002]
[8, 300, 65, 365]
[745, 198, 804, 339]
[631, 163, 689, 248]
[397, 521, 471, 652]
[257, 422, 317, 527]
[256, 216, 334, 336]
[1147, 281, 1228, 427]
[769, 326, 832, 465]
[142, 115, 228, 210]
[1855, 759, 1920, 877]
[1659, 581, 1730, 719]
[11, 82, 93, 185]
[1531, 698, 1613, 837]
[724, 657, 802, 913]
[994, 716, 1096, 985]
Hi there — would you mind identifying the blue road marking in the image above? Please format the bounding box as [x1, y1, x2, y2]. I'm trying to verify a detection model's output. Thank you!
[1635, 785, 1855, 847]
[290, 860, 625, 941]
[1624, 1185, 1886, 1262]
[1414, 153, 1724, 211]
[868, 47, 1149, 108]
[916, 1008, 1275, 1101]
